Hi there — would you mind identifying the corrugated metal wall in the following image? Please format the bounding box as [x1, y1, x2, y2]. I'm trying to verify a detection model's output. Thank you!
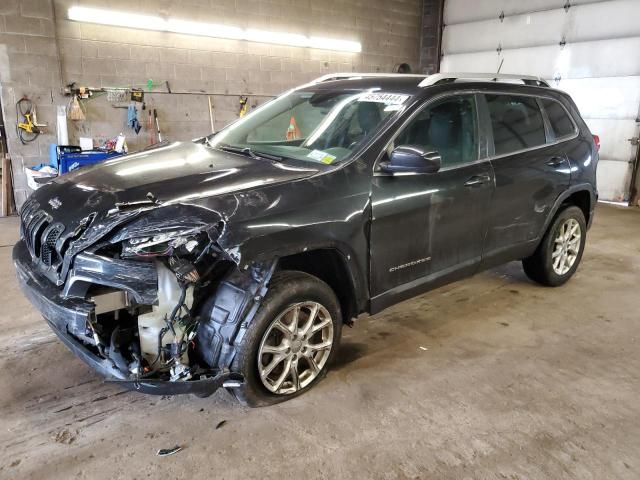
[440, 0, 640, 202]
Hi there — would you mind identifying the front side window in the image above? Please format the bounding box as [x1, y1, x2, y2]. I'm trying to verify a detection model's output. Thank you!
[393, 95, 478, 168]
[485, 94, 546, 156]
[541, 98, 576, 139]
[206, 90, 406, 164]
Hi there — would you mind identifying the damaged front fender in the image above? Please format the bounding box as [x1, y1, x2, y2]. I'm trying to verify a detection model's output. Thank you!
[19, 185, 289, 396]
[47, 201, 278, 394]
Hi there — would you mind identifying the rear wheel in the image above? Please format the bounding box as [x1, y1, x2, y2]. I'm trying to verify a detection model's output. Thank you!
[230, 271, 342, 407]
[522, 205, 587, 286]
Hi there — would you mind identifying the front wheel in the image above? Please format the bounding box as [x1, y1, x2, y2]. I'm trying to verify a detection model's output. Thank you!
[230, 271, 342, 407]
[522, 205, 587, 286]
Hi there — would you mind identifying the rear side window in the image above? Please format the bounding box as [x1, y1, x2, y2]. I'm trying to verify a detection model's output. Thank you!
[485, 94, 546, 156]
[541, 99, 575, 139]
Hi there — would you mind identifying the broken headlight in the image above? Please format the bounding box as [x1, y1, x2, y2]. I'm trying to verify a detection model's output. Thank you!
[121, 230, 202, 258]
[120, 225, 222, 283]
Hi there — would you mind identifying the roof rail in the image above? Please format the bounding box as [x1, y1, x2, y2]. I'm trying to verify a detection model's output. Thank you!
[310, 72, 550, 88]
[312, 72, 428, 83]
[419, 72, 549, 87]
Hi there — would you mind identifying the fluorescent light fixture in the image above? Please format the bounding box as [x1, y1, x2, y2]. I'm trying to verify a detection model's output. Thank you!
[168, 19, 244, 40]
[68, 6, 362, 53]
[309, 37, 362, 53]
[68, 7, 165, 31]
[245, 28, 308, 46]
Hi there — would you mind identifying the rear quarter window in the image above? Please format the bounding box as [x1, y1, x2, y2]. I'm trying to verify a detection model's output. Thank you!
[485, 94, 546, 156]
[541, 98, 576, 139]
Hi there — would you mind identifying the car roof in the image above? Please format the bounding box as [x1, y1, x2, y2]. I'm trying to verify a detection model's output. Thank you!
[304, 72, 552, 97]
[306, 75, 428, 95]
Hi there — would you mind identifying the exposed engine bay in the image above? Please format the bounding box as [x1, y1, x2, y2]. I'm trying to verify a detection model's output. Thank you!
[81, 223, 275, 394]
[14, 197, 276, 396]
[91, 261, 200, 384]
[93, 226, 218, 379]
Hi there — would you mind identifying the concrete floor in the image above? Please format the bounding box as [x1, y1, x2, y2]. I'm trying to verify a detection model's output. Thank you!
[0, 204, 638, 479]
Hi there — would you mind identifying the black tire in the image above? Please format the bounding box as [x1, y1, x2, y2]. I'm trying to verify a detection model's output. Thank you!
[522, 205, 587, 286]
[230, 271, 342, 407]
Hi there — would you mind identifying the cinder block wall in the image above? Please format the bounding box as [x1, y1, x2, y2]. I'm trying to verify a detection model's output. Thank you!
[1, 0, 423, 208]
[0, 0, 63, 208]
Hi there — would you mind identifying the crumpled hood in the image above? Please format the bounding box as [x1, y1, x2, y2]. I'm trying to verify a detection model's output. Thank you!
[21, 141, 320, 283]
[30, 141, 319, 228]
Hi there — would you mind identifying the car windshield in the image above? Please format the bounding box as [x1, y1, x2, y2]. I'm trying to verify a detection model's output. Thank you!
[205, 89, 410, 165]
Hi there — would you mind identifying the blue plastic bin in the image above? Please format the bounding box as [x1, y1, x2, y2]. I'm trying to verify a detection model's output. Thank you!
[57, 148, 121, 174]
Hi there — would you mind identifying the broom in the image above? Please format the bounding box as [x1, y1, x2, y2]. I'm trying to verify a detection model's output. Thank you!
[68, 95, 85, 121]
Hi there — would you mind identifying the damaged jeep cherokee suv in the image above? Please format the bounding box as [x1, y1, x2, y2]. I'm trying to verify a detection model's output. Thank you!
[14, 73, 598, 406]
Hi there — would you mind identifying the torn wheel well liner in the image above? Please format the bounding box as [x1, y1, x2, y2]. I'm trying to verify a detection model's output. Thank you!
[277, 249, 357, 323]
[194, 259, 277, 371]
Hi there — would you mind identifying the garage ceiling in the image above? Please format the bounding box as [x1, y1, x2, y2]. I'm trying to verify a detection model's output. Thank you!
[440, 0, 640, 202]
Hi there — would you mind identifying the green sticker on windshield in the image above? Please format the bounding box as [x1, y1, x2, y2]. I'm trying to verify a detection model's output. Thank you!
[307, 149, 337, 164]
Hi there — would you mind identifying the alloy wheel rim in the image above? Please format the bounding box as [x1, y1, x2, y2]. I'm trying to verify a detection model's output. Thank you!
[258, 302, 334, 395]
[552, 218, 581, 275]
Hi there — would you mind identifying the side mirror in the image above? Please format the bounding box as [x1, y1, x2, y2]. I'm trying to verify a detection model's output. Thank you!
[380, 145, 441, 174]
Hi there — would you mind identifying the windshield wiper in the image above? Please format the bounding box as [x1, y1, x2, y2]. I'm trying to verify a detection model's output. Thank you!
[217, 144, 284, 162]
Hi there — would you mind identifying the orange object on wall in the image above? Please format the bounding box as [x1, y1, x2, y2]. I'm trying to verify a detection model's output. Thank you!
[286, 116, 301, 140]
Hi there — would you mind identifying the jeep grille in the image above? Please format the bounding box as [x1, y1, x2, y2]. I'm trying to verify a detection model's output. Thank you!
[19, 198, 66, 269]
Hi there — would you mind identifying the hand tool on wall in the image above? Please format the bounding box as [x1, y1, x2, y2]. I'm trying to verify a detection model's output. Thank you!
[154, 109, 162, 143]
[9, 156, 15, 214]
[1, 156, 12, 217]
[208, 96, 215, 133]
[16, 98, 46, 144]
[238, 96, 248, 118]
[130, 89, 144, 103]
[148, 109, 155, 145]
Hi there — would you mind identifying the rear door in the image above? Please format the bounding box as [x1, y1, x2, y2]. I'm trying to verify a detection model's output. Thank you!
[369, 94, 494, 306]
[480, 93, 573, 261]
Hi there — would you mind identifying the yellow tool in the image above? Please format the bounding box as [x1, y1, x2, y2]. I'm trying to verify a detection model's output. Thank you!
[16, 98, 46, 144]
[238, 96, 248, 118]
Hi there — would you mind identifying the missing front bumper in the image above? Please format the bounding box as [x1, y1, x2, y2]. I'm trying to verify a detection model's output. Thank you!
[13, 239, 241, 396]
[46, 316, 242, 396]
[106, 373, 244, 396]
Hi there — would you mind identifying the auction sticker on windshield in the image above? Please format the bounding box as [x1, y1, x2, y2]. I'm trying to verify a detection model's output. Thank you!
[307, 149, 337, 164]
[358, 93, 409, 105]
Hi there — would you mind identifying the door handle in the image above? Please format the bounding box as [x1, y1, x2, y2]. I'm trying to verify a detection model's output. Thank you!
[546, 156, 566, 167]
[464, 174, 491, 187]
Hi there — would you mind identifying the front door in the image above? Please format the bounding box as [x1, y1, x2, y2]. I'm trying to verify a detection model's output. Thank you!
[370, 94, 494, 308]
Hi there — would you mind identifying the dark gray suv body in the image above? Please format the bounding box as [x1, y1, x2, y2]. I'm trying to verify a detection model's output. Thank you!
[14, 73, 597, 406]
